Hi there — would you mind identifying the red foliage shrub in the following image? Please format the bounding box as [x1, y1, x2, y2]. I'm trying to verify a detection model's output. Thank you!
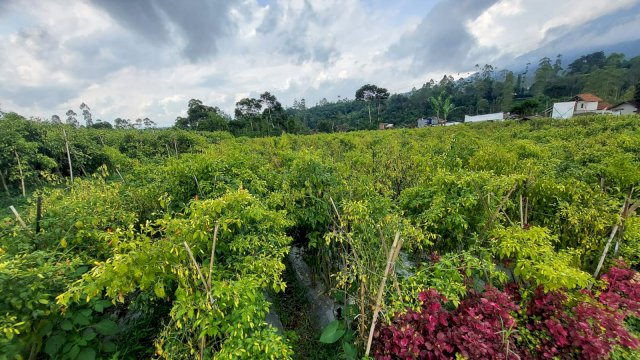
[599, 263, 640, 316]
[373, 287, 518, 359]
[373, 265, 640, 359]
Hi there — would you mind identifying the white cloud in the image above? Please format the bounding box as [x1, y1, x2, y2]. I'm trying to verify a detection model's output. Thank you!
[0, 0, 639, 126]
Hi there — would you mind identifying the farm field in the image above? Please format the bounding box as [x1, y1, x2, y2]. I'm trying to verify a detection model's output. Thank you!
[1, 114, 640, 359]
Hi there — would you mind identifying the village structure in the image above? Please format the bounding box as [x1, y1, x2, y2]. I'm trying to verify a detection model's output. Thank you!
[415, 92, 638, 128]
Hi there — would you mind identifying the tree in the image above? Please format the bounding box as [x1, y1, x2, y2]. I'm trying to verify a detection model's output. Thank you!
[235, 98, 262, 131]
[143, 117, 156, 128]
[114, 118, 130, 129]
[532, 57, 554, 96]
[259, 92, 283, 129]
[80, 103, 93, 127]
[50, 115, 62, 124]
[429, 92, 455, 121]
[568, 51, 606, 74]
[175, 99, 225, 131]
[501, 71, 515, 112]
[65, 110, 79, 127]
[355, 84, 390, 124]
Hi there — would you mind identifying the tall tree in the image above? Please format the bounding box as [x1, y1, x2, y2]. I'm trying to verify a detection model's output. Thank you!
[50, 115, 62, 124]
[65, 110, 79, 127]
[355, 84, 389, 124]
[80, 103, 93, 127]
[235, 98, 262, 131]
[501, 71, 515, 112]
[532, 57, 554, 96]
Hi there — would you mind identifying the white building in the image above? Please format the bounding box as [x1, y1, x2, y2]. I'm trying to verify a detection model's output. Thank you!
[572, 93, 611, 115]
[610, 101, 639, 115]
[552, 102, 577, 119]
[464, 112, 504, 123]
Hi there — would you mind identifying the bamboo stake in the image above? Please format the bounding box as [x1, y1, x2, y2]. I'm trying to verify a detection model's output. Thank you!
[519, 194, 524, 228]
[0, 169, 9, 196]
[207, 221, 220, 291]
[193, 175, 201, 197]
[365, 232, 403, 357]
[10, 206, 28, 230]
[14, 151, 25, 197]
[36, 196, 42, 233]
[62, 129, 74, 184]
[593, 188, 633, 280]
[183, 241, 214, 306]
[115, 167, 125, 183]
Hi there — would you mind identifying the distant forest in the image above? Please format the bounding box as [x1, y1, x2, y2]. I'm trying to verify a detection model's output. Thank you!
[5, 50, 640, 137]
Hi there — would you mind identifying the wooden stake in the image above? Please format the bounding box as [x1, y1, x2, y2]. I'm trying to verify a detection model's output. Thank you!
[36, 196, 42, 233]
[115, 167, 125, 183]
[519, 194, 524, 228]
[183, 241, 214, 306]
[62, 129, 74, 184]
[593, 187, 634, 280]
[207, 221, 220, 291]
[365, 232, 403, 357]
[14, 151, 25, 197]
[174, 141, 178, 155]
[10, 205, 28, 230]
[193, 176, 201, 197]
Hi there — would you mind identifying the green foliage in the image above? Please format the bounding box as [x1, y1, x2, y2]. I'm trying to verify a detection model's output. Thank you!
[492, 226, 592, 291]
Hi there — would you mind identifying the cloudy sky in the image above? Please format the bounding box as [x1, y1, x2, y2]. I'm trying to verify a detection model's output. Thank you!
[1, 0, 639, 126]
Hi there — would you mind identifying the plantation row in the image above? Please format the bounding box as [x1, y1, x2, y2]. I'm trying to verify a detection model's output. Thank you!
[1, 114, 640, 359]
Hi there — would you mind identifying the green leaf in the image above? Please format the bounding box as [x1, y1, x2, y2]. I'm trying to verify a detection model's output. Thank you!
[61, 320, 73, 331]
[74, 266, 89, 276]
[101, 340, 117, 353]
[319, 320, 345, 344]
[77, 347, 96, 360]
[82, 328, 97, 341]
[94, 319, 119, 336]
[68, 345, 81, 359]
[73, 312, 91, 326]
[93, 300, 112, 313]
[154, 282, 166, 298]
[342, 342, 358, 360]
[44, 334, 66, 356]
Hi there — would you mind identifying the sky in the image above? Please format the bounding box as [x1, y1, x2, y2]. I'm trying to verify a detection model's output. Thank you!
[1, 0, 639, 126]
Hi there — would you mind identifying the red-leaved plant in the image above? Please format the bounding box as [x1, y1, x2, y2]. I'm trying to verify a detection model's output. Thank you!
[373, 287, 518, 359]
[373, 264, 640, 359]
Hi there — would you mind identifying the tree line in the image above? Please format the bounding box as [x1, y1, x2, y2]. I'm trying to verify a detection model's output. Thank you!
[4, 50, 640, 138]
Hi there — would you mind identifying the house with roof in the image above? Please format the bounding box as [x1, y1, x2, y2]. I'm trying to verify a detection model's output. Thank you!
[572, 93, 611, 115]
[610, 100, 639, 115]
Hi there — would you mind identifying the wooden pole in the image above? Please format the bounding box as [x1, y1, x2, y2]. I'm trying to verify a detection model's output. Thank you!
[62, 129, 74, 184]
[14, 151, 26, 197]
[207, 221, 220, 291]
[0, 169, 9, 197]
[593, 188, 634, 280]
[365, 232, 403, 357]
[10, 205, 28, 230]
[115, 167, 125, 182]
[36, 196, 42, 233]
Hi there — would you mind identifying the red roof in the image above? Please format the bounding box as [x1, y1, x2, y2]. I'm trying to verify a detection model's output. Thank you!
[597, 102, 612, 110]
[573, 93, 604, 102]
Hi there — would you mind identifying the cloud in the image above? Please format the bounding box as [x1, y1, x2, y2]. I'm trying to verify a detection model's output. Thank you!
[88, 0, 235, 61]
[387, 0, 499, 73]
[1, 0, 640, 127]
